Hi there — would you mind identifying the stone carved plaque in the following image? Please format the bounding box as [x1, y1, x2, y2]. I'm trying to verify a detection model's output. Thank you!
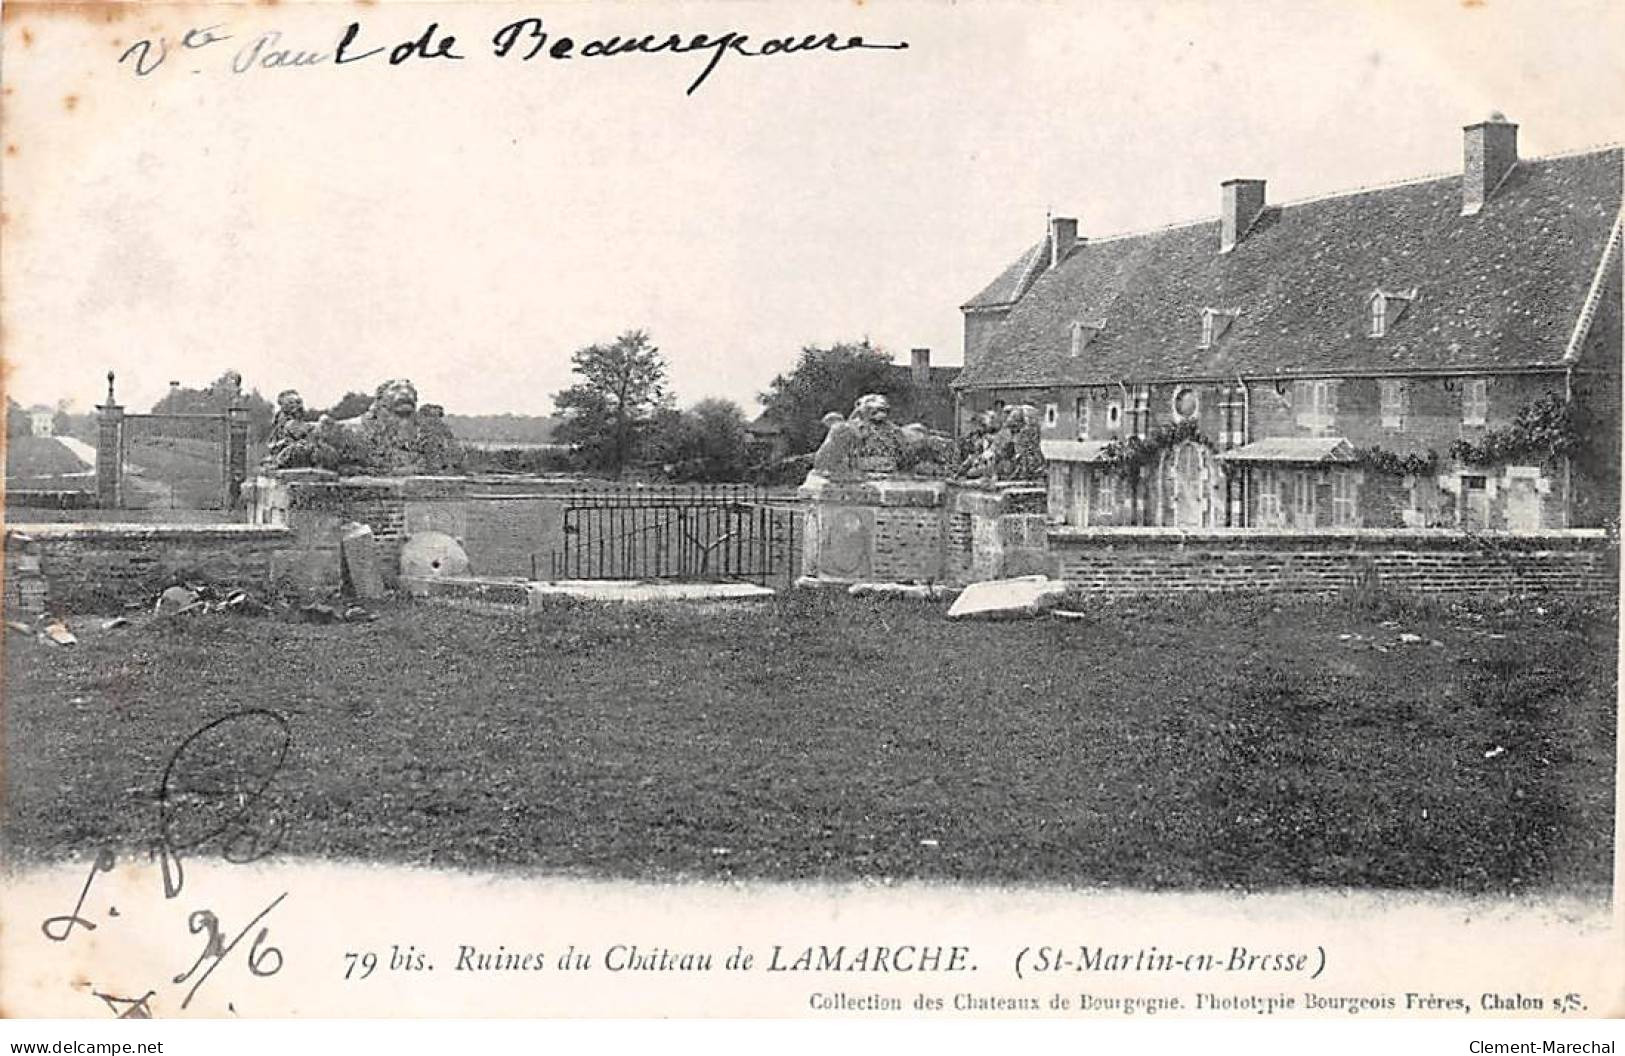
[818, 506, 874, 580]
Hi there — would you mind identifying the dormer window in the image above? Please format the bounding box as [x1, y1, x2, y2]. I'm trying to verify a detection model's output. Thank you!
[1199, 308, 1240, 349]
[1069, 319, 1103, 357]
[1368, 288, 1417, 337]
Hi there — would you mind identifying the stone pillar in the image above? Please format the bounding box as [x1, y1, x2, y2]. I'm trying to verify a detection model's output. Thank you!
[225, 403, 250, 510]
[95, 371, 124, 509]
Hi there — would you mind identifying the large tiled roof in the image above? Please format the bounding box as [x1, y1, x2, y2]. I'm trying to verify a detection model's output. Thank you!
[960, 239, 1048, 310]
[956, 148, 1623, 389]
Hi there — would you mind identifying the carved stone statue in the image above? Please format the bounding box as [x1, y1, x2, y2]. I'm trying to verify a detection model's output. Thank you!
[262, 389, 339, 471]
[956, 409, 1000, 480]
[848, 393, 905, 470]
[897, 422, 957, 476]
[411, 402, 464, 474]
[261, 379, 464, 475]
[952, 405, 1044, 483]
[992, 404, 1046, 481]
[345, 379, 464, 474]
[811, 411, 862, 480]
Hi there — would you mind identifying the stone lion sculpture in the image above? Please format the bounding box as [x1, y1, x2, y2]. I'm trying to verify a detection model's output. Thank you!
[808, 394, 962, 480]
[261, 379, 464, 475]
[811, 411, 862, 480]
[953, 405, 1044, 483]
[262, 389, 343, 471]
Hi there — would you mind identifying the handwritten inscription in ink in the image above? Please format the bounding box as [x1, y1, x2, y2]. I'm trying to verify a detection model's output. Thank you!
[39, 709, 293, 1016]
[115, 15, 908, 95]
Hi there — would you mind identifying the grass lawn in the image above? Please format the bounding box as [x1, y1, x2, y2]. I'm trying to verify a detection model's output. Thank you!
[122, 437, 225, 508]
[2, 591, 1615, 892]
[5, 435, 93, 489]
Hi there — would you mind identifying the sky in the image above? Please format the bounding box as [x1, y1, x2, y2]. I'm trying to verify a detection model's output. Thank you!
[3, 0, 1622, 417]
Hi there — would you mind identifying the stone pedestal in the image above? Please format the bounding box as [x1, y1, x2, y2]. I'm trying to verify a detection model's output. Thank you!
[798, 474, 1055, 588]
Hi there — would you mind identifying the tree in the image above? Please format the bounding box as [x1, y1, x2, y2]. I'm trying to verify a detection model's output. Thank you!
[758, 340, 908, 455]
[324, 391, 374, 421]
[150, 369, 276, 441]
[647, 398, 750, 482]
[552, 330, 669, 477]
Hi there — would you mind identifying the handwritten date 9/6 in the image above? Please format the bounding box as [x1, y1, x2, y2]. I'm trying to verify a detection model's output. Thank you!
[345, 945, 432, 980]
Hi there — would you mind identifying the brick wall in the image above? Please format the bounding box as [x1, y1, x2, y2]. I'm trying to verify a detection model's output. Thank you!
[871, 507, 946, 582]
[5, 523, 294, 615]
[1050, 527, 1616, 598]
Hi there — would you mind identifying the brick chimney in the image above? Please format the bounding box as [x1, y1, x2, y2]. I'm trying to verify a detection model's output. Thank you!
[1220, 179, 1266, 254]
[1462, 112, 1518, 216]
[910, 348, 931, 385]
[1049, 216, 1079, 269]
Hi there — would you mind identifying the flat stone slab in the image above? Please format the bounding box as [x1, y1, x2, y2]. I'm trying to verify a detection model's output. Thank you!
[407, 575, 775, 610]
[946, 574, 1068, 620]
[848, 582, 958, 601]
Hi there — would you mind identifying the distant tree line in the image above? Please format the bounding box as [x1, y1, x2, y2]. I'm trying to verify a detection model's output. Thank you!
[546, 331, 936, 484]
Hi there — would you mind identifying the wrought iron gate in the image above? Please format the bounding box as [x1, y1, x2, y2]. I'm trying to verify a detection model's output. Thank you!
[119, 412, 238, 510]
[547, 484, 799, 586]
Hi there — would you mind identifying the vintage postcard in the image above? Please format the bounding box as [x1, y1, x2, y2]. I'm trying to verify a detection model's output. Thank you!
[1, 0, 1621, 1027]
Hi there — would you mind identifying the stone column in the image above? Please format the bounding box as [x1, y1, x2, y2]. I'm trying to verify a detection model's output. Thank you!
[95, 371, 124, 509]
[225, 403, 250, 510]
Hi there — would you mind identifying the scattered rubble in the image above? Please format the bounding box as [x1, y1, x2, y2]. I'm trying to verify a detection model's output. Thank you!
[154, 586, 201, 617]
[847, 582, 956, 601]
[297, 602, 340, 625]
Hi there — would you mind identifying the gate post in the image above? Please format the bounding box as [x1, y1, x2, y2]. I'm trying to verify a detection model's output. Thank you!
[225, 402, 250, 509]
[95, 371, 124, 509]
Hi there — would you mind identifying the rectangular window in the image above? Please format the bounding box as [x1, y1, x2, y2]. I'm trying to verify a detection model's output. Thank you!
[1294, 380, 1338, 435]
[1331, 469, 1359, 526]
[1293, 472, 1314, 525]
[1460, 474, 1490, 529]
[1133, 387, 1150, 438]
[1256, 469, 1282, 526]
[1094, 471, 1116, 517]
[1074, 397, 1090, 440]
[1043, 402, 1059, 429]
[1462, 378, 1488, 426]
[1379, 379, 1408, 429]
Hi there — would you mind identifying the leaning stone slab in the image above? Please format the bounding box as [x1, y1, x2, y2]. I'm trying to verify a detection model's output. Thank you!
[340, 522, 387, 600]
[946, 575, 1068, 620]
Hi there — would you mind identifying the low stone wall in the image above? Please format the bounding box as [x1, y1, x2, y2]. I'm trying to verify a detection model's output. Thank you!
[252, 472, 581, 590]
[5, 523, 295, 614]
[252, 473, 800, 590]
[1049, 527, 1618, 597]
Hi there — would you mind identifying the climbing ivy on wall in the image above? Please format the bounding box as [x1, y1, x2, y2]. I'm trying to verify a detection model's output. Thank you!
[1100, 419, 1211, 473]
[1351, 446, 1440, 477]
[1449, 392, 1583, 467]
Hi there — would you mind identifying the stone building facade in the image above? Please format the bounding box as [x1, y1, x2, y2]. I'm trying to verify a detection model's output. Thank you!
[955, 117, 1623, 532]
